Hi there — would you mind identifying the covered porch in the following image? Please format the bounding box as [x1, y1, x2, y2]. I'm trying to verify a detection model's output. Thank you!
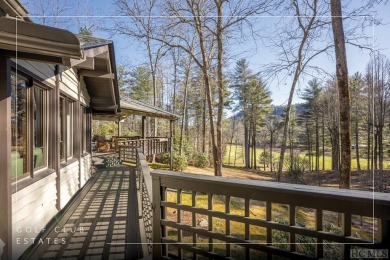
[92, 99, 179, 169]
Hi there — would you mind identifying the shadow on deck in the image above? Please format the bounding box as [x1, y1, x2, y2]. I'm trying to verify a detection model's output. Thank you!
[23, 166, 144, 260]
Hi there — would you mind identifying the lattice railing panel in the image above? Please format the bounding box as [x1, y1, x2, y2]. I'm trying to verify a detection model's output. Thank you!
[150, 171, 390, 259]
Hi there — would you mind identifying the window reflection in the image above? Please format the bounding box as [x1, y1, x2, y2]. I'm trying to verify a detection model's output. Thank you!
[11, 74, 28, 178]
[33, 87, 46, 169]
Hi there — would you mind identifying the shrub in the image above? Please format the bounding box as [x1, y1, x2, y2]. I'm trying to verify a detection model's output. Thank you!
[160, 152, 188, 171]
[159, 153, 170, 165]
[193, 152, 209, 168]
[283, 153, 310, 184]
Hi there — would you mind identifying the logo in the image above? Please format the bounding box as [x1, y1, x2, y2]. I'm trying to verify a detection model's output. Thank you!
[350, 249, 388, 259]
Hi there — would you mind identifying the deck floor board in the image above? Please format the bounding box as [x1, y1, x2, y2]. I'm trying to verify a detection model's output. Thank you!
[26, 167, 142, 260]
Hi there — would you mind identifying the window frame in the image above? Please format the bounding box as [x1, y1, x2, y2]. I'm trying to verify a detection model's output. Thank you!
[11, 69, 51, 182]
[60, 96, 75, 163]
[81, 106, 87, 154]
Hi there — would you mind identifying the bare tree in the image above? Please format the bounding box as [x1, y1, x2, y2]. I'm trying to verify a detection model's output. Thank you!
[331, 0, 351, 189]
[269, 0, 334, 181]
[366, 53, 390, 191]
[179, 53, 194, 155]
[138, 0, 277, 176]
[23, 0, 73, 28]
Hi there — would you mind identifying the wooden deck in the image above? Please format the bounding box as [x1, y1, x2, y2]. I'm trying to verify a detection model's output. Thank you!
[23, 167, 144, 260]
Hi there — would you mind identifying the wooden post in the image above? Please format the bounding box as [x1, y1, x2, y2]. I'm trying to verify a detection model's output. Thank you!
[86, 107, 92, 154]
[141, 116, 146, 139]
[0, 56, 12, 260]
[76, 75, 81, 189]
[54, 65, 61, 210]
[170, 120, 174, 170]
[117, 119, 122, 137]
[152, 174, 163, 258]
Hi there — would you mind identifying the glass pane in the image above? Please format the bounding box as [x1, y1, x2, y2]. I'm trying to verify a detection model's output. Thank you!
[66, 101, 73, 158]
[11, 73, 28, 178]
[82, 107, 86, 152]
[60, 98, 64, 161]
[33, 87, 46, 169]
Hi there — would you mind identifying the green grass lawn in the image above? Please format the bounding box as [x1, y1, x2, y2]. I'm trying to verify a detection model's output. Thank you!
[224, 144, 382, 171]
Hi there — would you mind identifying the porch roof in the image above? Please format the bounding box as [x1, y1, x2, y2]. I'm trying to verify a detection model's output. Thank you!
[0, 17, 82, 63]
[92, 99, 179, 121]
[120, 100, 179, 120]
[73, 35, 120, 116]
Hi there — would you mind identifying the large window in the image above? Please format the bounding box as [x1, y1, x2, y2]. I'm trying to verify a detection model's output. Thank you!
[60, 97, 74, 162]
[11, 72, 48, 180]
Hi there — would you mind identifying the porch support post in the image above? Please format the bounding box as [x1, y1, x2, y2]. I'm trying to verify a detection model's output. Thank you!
[117, 119, 122, 137]
[0, 56, 12, 260]
[75, 76, 81, 189]
[54, 65, 61, 210]
[141, 116, 146, 139]
[170, 120, 174, 170]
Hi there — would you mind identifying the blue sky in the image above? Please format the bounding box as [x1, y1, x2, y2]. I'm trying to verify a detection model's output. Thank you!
[21, 0, 390, 106]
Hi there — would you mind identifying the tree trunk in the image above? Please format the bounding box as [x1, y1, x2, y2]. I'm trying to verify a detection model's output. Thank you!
[316, 117, 320, 173]
[234, 137, 238, 167]
[202, 85, 206, 153]
[374, 131, 378, 170]
[322, 112, 325, 170]
[270, 132, 273, 173]
[179, 60, 191, 156]
[253, 122, 257, 169]
[228, 117, 236, 166]
[355, 105, 361, 171]
[378, 127, 384, 191]
[330, 129, 340, 171]
[331, 0, 352, 189]
[367, 122, 371, 170]
[213, 0, 224, 176]
[263, 144, 266, 171]
[277, 0, 318, 181]
[245, 124, 250, 168]
[289, 125, 294, 171]
[308, 130, 312, 173]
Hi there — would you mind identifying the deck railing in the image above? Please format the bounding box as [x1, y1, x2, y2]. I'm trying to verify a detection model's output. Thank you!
[135, 148, 154, 256]
[150, 170, 390, 259]
[118, 137, 170, 163]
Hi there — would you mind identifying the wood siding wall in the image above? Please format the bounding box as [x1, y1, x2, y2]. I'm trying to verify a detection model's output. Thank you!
[11, 172, 57, 259]
[7, 60, 93, 258]
[60, 161, 80, 208]
[80, 154, 92, 188]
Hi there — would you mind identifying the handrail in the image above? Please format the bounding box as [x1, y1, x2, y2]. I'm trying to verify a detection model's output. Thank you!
[135, 147, 154, 256]
[116, 138, 170, 158]
[150, 170, 390, 259]
[136, 148, 153, 204]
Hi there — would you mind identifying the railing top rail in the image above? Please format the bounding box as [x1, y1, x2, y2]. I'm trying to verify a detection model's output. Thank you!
[151, 170, 390, 217]
[119, 145, 142, 148]
[137, 148, 153, 203]
[117, 137, 169, 141]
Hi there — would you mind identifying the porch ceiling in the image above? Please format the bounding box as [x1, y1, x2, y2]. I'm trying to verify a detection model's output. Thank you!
[74, 35, 120, 116]
[0, 17, 82, 63]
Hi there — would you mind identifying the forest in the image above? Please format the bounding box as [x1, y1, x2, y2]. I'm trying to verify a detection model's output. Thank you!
[22, 0, 390, 191]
